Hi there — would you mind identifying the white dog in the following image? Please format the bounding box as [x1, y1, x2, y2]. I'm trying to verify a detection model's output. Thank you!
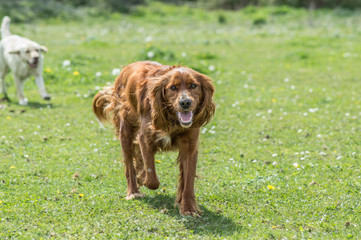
[0, 16, 50, 105]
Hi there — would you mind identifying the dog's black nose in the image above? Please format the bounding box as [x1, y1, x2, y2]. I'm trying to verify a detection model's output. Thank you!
[179, 99, 191, 109]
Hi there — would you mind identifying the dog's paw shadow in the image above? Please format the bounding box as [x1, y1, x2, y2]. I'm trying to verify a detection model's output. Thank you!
[138, 194, 240, 236]
[26, 101, 55, 109]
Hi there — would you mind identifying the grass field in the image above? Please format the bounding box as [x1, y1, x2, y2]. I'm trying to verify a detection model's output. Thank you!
[1, 2, 361, 238]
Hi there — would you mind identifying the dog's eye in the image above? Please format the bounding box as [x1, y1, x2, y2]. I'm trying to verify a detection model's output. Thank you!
[170, 86, 177, 91]
[190, 84, 197, 89]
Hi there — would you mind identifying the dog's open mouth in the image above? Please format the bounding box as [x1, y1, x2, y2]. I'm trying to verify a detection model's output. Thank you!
[177, 111, 193, 127]
[28, 62, 38, 68]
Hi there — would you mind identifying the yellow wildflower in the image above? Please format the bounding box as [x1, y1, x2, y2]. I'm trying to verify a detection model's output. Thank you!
[6, 116, 11, 120]
[272, 98, 277, 103]
[45, 68, 52, 73]
[73, 71, 80, 76]
[267, 185, 276, 190]
[10, 166, 16, 169]
[79, 194, 84, 197]
[156, 160, 161, 163]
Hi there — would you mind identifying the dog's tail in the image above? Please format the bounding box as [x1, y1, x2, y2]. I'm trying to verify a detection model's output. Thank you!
[93, 85, 123, 137]
[92, 86, 116, 123]
[1, 16, 11, 39]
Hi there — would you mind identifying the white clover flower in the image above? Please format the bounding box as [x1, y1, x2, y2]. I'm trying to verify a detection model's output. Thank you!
[319, 151, 327, 156]
[62, 60, 71, 67]
[94, 86, 101, 90]
[293, 163, 299, 168]
[297, 129, 303, 133]
[181, 52, 187, 57]
[317, 134, 322, 138]
[336, 156, 342, 160]
[244, 84, 248, 88]
[208, 65, 215, 71]
[343, 52, 351, 58]
[95, 72, 102, 77]
[145, 36, 152, 43]
[284, 78, 289, 82]
[272, 161, 277, 165]
[147, 51, 154, 58]
[112, 68, 121, 76]
[290, 85, 295, 90]
[308, 108, 319, 113]
[209, 130, 216, 134]
[272, 153, 277, 157]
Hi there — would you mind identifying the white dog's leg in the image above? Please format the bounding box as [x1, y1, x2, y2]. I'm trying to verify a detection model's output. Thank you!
[0, 69, 7, 97]
[0, 65, 9, 98]
[35, 74, 50, 100]
[14, 75, 28, 105]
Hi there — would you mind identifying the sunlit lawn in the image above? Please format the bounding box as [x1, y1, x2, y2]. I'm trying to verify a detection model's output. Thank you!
[1, 3, 361, 238]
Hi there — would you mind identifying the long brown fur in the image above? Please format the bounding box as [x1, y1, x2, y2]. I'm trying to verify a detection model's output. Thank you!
[92, 61, 215, 215]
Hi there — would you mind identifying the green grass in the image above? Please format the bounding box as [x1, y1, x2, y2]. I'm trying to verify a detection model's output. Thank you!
[1, 3, 361, 238]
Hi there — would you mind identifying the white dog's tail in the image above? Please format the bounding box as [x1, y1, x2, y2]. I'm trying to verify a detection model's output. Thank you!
[1, 16, 11, 39]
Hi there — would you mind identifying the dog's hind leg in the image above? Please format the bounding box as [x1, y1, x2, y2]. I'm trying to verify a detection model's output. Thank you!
[120, 120, 144, 199]
[0, 65, 9, 100]
[133, 143, 145, 188]
[14, 75, 27, 105]
[139, 124, 160, 190]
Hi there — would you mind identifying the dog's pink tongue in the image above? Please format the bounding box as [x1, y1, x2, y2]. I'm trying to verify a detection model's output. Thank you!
[179, 111, 192, 122]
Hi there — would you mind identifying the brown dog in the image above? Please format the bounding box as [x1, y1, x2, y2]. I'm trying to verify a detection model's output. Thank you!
[93, 61, 215, 215]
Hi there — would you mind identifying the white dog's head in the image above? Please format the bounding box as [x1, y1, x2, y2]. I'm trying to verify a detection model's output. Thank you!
[9, 41, 47, 69]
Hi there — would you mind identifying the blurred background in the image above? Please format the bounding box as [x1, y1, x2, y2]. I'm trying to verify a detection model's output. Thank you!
[1, 0, 360, 22]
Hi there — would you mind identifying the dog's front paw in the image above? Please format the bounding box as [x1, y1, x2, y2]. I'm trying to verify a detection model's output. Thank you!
[144, 175, 160, 190]
[43, 95, 51, 101]
[125, 192, 145, 200]
[19, 98, 28, 106]
[179, 200, 201, 216]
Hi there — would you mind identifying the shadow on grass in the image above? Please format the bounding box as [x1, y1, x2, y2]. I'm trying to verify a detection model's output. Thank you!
[0, 97, 54, 109]
[27, 101, 54, 109]
[137, 194, 240, 236]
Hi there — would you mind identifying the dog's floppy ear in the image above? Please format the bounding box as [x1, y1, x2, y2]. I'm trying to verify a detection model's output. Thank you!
[40, 46, 48, 53]
[149, 76, 169, 131]
[193, 73, 216, 127]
